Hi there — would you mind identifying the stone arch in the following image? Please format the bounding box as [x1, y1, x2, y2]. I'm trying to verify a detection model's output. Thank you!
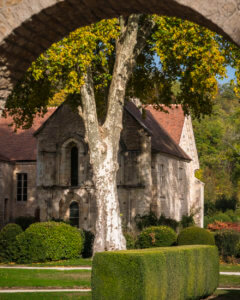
[58, 191, 85, 227]
[59, 137, 87, 186]
[0, 0, 240, 108]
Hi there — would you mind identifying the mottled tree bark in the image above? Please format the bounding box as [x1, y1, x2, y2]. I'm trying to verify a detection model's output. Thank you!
[80, 15, 154, 253]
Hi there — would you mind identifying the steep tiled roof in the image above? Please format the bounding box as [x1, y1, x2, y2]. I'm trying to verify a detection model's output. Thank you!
[0, 104, 190, 162]
[145, 105, 185, 144]
[125, 102, 191, 161]
[0, 109, 56, 161]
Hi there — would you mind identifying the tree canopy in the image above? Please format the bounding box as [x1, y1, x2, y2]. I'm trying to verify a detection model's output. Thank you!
[193, 83, 240, 203]
[5, 15, 240, 127]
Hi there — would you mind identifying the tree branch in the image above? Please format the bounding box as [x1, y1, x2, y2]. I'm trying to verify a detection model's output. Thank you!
[80, 68, 103, 162]
[104, 15, 155, 147]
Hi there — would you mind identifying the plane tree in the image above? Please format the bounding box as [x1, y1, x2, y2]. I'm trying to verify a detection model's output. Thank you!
[4, 15, 240, 253]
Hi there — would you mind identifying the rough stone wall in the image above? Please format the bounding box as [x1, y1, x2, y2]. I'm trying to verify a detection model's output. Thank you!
[36, 104, 153, 231]
[179, 116, 204, 227]
[1, 0, 240, 109]
[12, 162, 37, 220]
[151, 153, 190, 221]
[0, 160, 37, 228]
[0, 161, 13, 227]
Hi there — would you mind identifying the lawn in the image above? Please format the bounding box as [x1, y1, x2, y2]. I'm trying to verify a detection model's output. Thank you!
[219, 275, 240, 288]
[0, 269, 91, 288]
[220, 264, 240, 272]
[213, 289, 240, 300]
[0, 292, 92, 300]
[0, 258, 92, 267]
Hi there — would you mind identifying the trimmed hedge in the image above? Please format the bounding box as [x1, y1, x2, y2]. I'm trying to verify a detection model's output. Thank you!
[92, 245, 219, 300]
[136, 226, 177, 249]
[177, 226, 215, 246]
[0, 223, 23, 262]
[16, 221, 84, 263]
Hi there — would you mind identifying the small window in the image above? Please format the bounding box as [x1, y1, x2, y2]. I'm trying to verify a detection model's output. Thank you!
[71, 146, 78, 186]
[17, 173, 28, 201]
[69, 201, 79, 227]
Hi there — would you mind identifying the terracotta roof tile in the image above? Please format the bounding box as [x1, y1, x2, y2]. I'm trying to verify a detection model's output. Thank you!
[145, 105, 185, 144]
[125, 102, 191, 161]
[0, 109, 56, 161]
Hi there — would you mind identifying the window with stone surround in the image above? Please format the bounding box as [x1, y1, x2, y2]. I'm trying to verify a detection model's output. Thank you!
[17, 173, 28, 201]
[71, 146, 78, 186]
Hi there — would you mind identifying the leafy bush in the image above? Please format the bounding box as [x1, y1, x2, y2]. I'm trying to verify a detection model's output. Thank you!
[205, 212, 232, 228]
[92, 245, 219, 300]
[215, 195, 237, 212]
[204, 201, 217, 216]
[177, 226, 215, 246]
[16, 221, 83, 263]
[180, 214, 195, 228]
[82, 230, 94, 258]
[225, 210, 240, 222]
[136, 226, 177, 249]
[134, 212, 158, 231]
[214, 230, 240, 259]
[135, 212, 179, 231]
[158, 214, 179, 231]
[14, 216, 37, 230]
[124, 232, 136, 249]
[0, 223, 23, 262]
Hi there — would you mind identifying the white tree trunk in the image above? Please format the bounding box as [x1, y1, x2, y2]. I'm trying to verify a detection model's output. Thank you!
[80, 15, 155, 253]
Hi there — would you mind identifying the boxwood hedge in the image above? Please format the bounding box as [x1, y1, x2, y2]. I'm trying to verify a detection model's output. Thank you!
[136, 226, 177, 249]
[92, 245, 219, 300]
[177, 226, 215, 246]
[16, 221, 84, 263]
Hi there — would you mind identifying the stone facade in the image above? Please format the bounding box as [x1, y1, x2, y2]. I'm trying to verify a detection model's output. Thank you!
[0, 0, 240, 109]
[0, 160, 37, 227]
[0, 102, 203, 230]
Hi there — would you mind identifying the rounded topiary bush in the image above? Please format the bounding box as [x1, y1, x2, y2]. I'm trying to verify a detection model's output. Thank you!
[177, 226, 215, 246]
[16, 221, 83, 263]
[0, 223, 23, 262]
[136, 226, 177, 249]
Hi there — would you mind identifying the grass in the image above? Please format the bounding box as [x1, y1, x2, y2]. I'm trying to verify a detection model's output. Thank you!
[220, 263, 240, 272]
[0, 292, 92, 300]
[213, 289, 240, 300]
[0, 258, 92, 267]
[219, 275, 240, 288]
[0, 269, 91, 288]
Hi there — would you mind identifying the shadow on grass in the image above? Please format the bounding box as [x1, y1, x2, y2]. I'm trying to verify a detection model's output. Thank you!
[213, 289, 240, 300]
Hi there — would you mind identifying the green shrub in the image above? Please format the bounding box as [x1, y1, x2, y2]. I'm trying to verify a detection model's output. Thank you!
[134, 212, 158, 230]
[180, 214, 195, 228]
[136, 226, 177, 249]
[92, 245, 219, 300]
[177, 226, 215, 246]
[205, 213, 232, 228]
[215, 195, 237, 212]
[14, 216, 37, 230]
[82, 230, 94, 258]
[158, 215, 179, 231]
[124, 232, 136, 250]
[0, 223, 23, 262]
[16, 221, 83, 263]
[225, 210, 240, 222]
[135, 212, 179, 231]
[214, 230, 240, 259]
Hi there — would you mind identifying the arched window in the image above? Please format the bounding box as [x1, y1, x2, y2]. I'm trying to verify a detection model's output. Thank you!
[71, 146, 78, 186]
[69, 201, 79, 227]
